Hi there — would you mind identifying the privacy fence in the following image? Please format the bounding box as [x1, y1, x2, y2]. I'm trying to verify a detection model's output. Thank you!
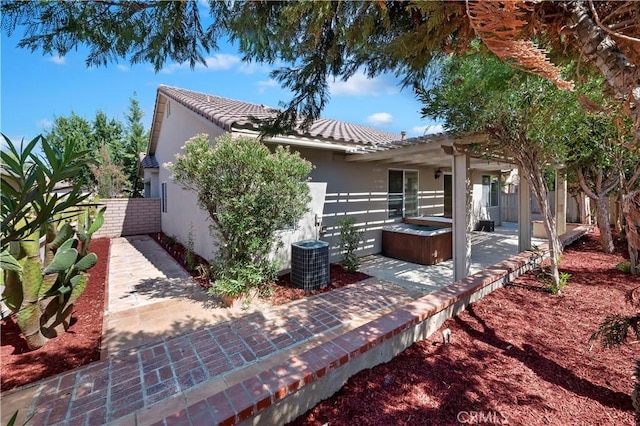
[501, 192, 621, 225]
[501, 191, 583, 223]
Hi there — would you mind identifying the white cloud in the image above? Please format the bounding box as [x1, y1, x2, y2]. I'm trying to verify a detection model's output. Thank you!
[256, 79, 278, 94]
[366, 112, 393, 126]
[49, 55, 66, 65]
[37, 118, 53, 130]
[238, 61, 274, 75]
[117, 64, 129, 72]
[199, 54, 241, 70]
[409, 124, 446, 136]
[328, 72, 399, 97]
[160, 54, 241, 74]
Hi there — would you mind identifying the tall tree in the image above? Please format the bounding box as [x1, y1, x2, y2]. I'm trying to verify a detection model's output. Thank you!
[567, 106, 638, 253]
[91, 110, 124, 161]
[2, 1, 638, 138]
[45, 109, 129, 193]
[45, 112, 95, 190]
[418, 52, 575, 291]
[124, 93, 148, 197]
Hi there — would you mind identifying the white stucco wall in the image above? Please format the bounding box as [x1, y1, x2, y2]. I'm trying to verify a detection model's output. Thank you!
[154, 96, 225, 261]
[143, 169, 160, 198]
[272, 182, 328, 270]
[470, 169, 503, 227]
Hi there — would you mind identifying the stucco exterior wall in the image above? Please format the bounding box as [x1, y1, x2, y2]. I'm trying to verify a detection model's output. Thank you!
[143, 169, 160, 198]
[272, 182, 328, 270]
[470, 169, 503, 227]
[292, 148, 445, 262]
[153, 95, 226, 261]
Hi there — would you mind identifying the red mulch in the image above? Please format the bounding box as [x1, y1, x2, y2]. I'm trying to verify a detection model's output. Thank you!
[1, 238, 110, 393]
[149, 232, 372, 305]
[148, 232, 211, 288]
[268, 264, 372, 306]
[291, 228, 640, 425]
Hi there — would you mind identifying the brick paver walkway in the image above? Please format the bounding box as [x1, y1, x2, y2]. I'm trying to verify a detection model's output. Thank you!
[11, 279, 413, 425]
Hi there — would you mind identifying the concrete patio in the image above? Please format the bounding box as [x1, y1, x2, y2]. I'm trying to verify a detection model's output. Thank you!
[360, 222, 546, 295]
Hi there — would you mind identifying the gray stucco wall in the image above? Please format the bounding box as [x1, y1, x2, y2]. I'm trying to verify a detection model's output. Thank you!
[294, 148, 446, 261]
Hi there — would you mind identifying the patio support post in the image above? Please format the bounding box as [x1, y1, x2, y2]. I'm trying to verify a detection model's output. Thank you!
[518, 171, 532, 251]
[452, 151, 471, 281]
[555, 170, 567, 235]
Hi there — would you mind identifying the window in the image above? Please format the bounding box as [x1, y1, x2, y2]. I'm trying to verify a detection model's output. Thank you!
[482, 175, 499, 207]
[388, 169, 419, 218]
[161, 182, 168, 213]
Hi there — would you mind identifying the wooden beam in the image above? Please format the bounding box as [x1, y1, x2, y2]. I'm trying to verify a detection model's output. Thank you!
[345, 142, 446, 162]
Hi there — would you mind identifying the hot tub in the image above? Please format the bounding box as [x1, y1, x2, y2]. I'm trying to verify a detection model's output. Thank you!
[402, 216, 453, 228]
[382, 223, 453, 265]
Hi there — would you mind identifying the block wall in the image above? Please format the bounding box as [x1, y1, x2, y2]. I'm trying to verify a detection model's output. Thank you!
[94, 198, 161, 238]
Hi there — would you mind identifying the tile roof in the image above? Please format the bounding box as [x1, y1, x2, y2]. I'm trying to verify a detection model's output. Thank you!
[139, 153, 159, 169]
[156, 85, 401, 146]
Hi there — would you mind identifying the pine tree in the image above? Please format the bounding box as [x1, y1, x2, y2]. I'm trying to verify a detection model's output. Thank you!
[124, 93, 149, 197]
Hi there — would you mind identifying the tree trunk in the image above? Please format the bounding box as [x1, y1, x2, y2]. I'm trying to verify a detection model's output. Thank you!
[624, 190, 640, 276]
[563, 1, 640, 141]
[594, 195, 615, 253]
[522, 164, 562, 290]
[576, 168, 617, 253]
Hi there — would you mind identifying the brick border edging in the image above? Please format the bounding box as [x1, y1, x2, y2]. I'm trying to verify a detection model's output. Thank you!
[156, 253, 538, 425]
[156, 227, 593, 425]
[100, 238, 113, 361]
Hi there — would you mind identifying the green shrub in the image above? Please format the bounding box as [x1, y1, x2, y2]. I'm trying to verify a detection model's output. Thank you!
[168, 134, 312, 297]
[185, 222, 196, 271]
[337, 216, 362, 272]
[616, 262, 632, 274]
[550, 271, 570, 295]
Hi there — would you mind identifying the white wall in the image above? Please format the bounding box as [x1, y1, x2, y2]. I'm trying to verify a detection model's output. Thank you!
[471, 169, 503, 227]
[272, 182, 327, 270]
[154, 96, 226, 261]
[143, 169, 160, 198]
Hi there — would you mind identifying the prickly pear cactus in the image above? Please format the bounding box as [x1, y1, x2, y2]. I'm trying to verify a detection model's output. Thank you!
[1, 206, 105, 350]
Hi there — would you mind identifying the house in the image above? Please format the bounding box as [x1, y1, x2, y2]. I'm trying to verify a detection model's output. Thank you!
[141, 85, 514, 274]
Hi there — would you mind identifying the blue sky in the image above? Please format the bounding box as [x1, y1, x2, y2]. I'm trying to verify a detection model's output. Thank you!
[1, 29, 443, 147]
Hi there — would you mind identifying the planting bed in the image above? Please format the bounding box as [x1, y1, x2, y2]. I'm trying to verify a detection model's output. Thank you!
[0, 238, 110, 393]
[149, 232, 371, 305]
[291, 229, 639, 425]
